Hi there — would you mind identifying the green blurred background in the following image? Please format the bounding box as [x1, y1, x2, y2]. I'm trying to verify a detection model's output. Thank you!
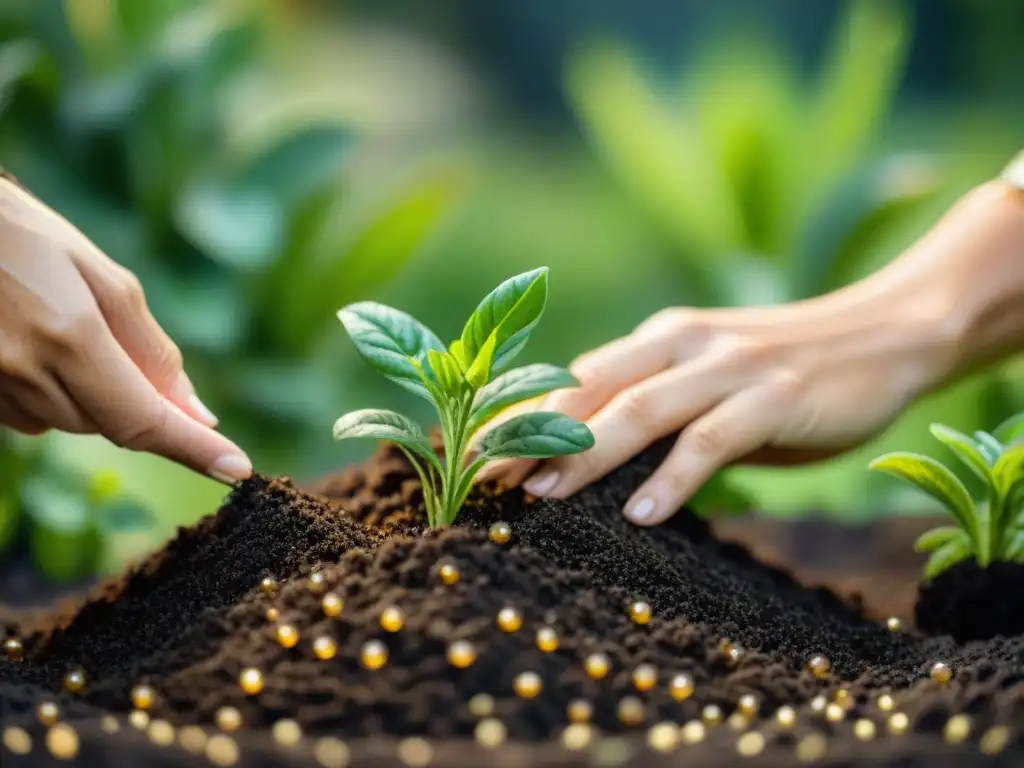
[0, 0, 1022, 587]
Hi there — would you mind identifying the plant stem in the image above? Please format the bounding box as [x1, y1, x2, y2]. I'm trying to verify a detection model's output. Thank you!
[439, 394, 474, 527]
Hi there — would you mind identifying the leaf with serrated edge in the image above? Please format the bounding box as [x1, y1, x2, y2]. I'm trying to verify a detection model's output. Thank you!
[459, 268, 548, 374]
[470, 364, 578, 432]
[924, 536, 973, 581]
[333, 409, 440, 471]
[914, 526, 966, 554]
[868, 452, 978, 545]
[930, 424, 993, 485]
[480, 412, 594, 459]
[338, 302, 445, 400]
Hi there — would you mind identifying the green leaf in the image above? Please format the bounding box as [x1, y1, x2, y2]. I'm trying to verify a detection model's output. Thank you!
[459, 268, 549, 375]
[427, 349, 465, 396]
[174, 125, 353, 270]
[913, 526, 966, 554]
[464, 332, 497, 389]
[565, 38, 745, 258]
[0, 38, 39, 115]
[94, 499, 157, 535]
[338, 302, 445, 401]
[868, 452, 978, 543]
[1003, 530, 1024, 561]
[974, 431, 1004, 466]
[923, 536, 973, 581]
[479, 412, 595, 460]
[332, 409, 439, 471]
[236, 124, 354, 207]
[20, 478, 91, 534]
[993, 412, 1024, 445]
[804, 0, 910, 189]
[994, 443, 1024, 498]
[276, 168, 467, 351]
[794, 156, 939, 298]
[929, 424, 994, 485]
[470, 364, 579, 432]
[174, 179, 282, 269]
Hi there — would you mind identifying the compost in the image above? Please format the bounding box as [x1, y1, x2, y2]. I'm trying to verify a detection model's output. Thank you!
[0, 438, 1022, 766]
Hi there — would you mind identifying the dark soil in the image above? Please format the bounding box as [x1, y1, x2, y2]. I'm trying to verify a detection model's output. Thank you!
[1, 437, 1023, 766]
[916, 560, 1024, 643]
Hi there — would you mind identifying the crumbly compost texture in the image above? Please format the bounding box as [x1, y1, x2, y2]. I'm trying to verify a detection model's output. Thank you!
[0, 439, 1022, 766]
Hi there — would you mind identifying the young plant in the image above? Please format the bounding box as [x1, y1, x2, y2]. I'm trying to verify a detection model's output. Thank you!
[868, 414, 1024, 580]
[334, 267, 595, 528]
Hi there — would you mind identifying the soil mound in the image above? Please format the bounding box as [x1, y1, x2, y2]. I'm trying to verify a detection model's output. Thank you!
[1, 439, 1023, 766]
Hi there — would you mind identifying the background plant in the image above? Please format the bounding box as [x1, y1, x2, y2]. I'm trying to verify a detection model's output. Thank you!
[558, 0, 1024, 515]
[0, 0, 464, 579]
[0, 0, 1020, 589]
[869, 416, 1024, 579]
[334, 268, 594, 527]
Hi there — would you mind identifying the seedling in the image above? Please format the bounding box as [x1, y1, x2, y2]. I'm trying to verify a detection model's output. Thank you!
[334, 267, 595, 528]
[868, 414, 1024, 579]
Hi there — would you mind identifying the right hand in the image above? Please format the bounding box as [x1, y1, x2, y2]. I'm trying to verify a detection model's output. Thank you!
[0, 174, 252, 485]
[484, 180, 1024, 526]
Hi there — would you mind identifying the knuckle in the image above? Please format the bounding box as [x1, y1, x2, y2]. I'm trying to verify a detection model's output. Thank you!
[635, 307, 686, 334]
[569, 351, 605, 386]
[687, 420, 729, 458]
[112, 269, 147, 311]
[154, 340, 184, 377]
[110, 407, 168, 451]
[612, 386, 656, 425]
[37, 307, 102, 354]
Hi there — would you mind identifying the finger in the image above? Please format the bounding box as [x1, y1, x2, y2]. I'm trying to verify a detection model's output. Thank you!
[73, 256, 218, 427]
[0, 371, 94, 434]
[0, 396, 48, 435]
[624, 386, 784, 526]
[522, 357, 740, 498]
[542, 328, 678, 423]
[56, 320, 251, 484]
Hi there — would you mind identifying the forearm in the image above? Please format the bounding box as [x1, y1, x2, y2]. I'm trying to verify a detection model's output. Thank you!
[833, 164, 1024, 391]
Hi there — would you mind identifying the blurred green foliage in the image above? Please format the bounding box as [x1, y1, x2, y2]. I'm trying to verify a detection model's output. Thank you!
[565, 0, 937, 305]
[0, 0, 1022, 587]
[0, 0, 464, 580]
[558, 0, 1024, 516]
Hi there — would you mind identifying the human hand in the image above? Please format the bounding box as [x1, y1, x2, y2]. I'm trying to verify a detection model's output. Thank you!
[0, 174, 252, 484]
[483, 180, 1024, 525]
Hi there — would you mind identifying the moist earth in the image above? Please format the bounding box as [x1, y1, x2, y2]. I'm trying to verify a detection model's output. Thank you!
[0, 438, 1022, 766]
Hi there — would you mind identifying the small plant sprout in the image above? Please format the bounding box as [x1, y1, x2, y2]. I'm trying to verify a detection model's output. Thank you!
[334, 267, 595, 528]
[868, 414, 1024, 579]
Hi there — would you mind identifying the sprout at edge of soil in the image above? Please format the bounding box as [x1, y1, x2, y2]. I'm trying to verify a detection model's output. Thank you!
[334, 267, 595, 528]
[868, 414, 1024, 579]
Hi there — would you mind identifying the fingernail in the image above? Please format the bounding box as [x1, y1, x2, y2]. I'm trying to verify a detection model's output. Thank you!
[208, 453, 252, 485]
[173, 372, 218, 427]
[523, 471, 560, 496]
[626, 496, 656, 524]
[188, 394, 219, 428]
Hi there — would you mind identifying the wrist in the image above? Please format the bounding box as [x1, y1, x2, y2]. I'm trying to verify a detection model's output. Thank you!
[890, 178, 1024, 388]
